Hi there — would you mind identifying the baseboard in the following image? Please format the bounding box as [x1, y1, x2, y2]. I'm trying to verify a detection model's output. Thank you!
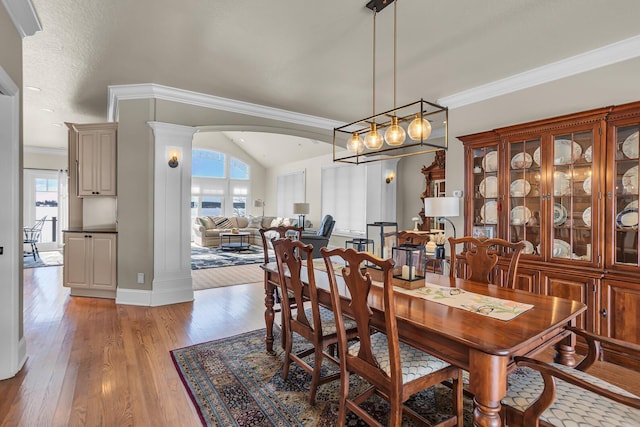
[116, 276, 194, 307]
[0, 336, 27, 380]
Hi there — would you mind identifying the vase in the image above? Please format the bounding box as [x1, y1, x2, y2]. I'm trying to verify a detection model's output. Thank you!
[434, 244, 445, 260]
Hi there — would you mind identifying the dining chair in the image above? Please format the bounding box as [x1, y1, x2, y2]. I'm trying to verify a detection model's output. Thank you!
[502, 326, 640, 426]
[259, 225, 303, 302]
[397, 230, 432, 247]
[272, 238, 358, 404]
[23, 215, 47, 261]
[321, 246, 463, 427]
[448, 236, 524, 288]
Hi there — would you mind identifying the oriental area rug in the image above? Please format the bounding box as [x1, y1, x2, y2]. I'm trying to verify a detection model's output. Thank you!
[171, 327, 474, 426]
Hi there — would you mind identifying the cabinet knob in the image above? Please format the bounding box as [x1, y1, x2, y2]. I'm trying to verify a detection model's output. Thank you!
[600, 309, 607, 318]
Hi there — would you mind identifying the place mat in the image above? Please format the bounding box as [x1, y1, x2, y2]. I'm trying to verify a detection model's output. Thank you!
[396, 284, 534, 321]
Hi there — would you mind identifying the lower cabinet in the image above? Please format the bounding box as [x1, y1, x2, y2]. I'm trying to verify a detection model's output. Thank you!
[63, 232, 117, 298]
[539, 270, 599, 333]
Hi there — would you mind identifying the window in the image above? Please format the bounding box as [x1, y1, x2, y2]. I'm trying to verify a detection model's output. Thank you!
[192, 149, 225, 178]
[191, 149, 251, 218]
[321, 164, 366, 235]
[276, 170, 305, 217]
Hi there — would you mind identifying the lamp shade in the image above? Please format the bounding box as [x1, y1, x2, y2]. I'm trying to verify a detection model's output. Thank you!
[254, 199, 264, 208]
[423, 197, 459, 218]
[293, 202, 310, 215]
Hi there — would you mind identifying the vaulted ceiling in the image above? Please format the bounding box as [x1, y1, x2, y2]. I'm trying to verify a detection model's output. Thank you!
[22, 0, 640, 166]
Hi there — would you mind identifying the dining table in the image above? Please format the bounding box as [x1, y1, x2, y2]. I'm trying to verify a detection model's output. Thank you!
[261, 261, 587, 427]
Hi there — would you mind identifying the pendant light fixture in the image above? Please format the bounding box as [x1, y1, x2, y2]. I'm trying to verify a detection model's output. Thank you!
[333, 0, 448, 165]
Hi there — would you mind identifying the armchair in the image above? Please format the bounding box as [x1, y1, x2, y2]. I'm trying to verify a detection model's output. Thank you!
[300, 214, 335, 258]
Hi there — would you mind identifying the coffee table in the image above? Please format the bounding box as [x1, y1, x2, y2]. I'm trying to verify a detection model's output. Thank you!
[219, 232, 251, 251]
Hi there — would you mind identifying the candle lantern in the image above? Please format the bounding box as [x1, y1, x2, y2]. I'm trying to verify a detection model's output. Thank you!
[392, 245, 425, 282]
[366, 221, 398, 268]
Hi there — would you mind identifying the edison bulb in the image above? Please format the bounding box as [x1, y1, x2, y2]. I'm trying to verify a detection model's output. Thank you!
[346, 132, 364, 154]
[364, 123, 383, 149]
[384, 116, 406, 146]
[408, 114, 432, 141]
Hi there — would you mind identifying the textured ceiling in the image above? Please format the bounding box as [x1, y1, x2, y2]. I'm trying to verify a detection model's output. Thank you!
[21, 0, 640, 166]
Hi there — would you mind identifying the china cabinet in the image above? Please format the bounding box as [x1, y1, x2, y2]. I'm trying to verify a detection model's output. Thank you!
[419, 150, 446, 231]
[459, 101, 640, 367]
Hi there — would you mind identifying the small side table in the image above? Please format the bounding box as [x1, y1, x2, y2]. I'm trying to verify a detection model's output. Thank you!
[425, 252, 449, 275]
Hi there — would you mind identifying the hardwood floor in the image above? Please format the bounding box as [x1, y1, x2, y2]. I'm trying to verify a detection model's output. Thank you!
[1, 267, 639, 426]
[0, 267, 266, 427]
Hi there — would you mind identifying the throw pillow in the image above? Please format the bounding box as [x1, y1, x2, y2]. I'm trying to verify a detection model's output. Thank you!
[235, 216, 249, 228]
[199, 216, 214, 229]
[213, 216, 233, 229]
[269, 217, 291, 227]
[247, 215, 262, 228]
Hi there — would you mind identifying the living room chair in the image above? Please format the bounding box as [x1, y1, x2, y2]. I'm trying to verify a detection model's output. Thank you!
[448, 236, 524, 288]
[24, 215, 47, 261]
[502, 326, 640, 426]
[300, 214, 335, 258]
[272, 238, 358, 404]
[321, 246, 463, 427]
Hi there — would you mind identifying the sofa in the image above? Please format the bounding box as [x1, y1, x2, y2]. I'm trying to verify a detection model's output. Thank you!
[192, 215, 312, 247]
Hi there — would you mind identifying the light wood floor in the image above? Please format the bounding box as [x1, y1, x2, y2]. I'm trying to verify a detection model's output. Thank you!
[1, 267, 639, 427]
[0, 267, 267, 427]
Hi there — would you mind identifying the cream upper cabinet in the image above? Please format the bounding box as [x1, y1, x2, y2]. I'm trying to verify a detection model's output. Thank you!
[68, 123, 117, 197]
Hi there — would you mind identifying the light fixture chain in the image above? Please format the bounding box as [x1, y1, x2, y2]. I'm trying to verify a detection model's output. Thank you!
[372, 8, 377, 118]
[393, 0, 397, 110]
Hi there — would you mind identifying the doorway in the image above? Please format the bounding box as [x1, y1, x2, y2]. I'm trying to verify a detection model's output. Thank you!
[23, 169, 68, 251]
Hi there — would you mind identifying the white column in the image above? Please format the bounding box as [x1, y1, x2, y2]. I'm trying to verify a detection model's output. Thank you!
[0, 66, 26, 379]
[148, 122, 197, 306]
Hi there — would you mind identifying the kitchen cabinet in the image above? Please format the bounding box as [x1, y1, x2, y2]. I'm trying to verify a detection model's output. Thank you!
[459, 100, 640, 367]
[63, 231, 117, 298]
[68, 123, 117, 197]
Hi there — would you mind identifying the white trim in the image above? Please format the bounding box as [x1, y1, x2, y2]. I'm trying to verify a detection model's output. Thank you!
[148, 122, 197, 306]
[108, 83, 344, 130]
[1, 0, 41, 38]
[116, 288, 152, 306]
[23, 145, 67, 156]
[439, 35, 640, 109]
[0, 66, 24, 379]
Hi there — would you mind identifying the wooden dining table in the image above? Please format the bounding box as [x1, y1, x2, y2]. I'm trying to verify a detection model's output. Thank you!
[261, 262, 586, 427]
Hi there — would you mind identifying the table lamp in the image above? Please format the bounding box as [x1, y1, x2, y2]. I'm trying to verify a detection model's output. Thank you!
[423, 196, 459, 238]
[293, 202, 309, 230]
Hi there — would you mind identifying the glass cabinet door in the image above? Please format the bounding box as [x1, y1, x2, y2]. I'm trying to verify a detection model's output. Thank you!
[612, 124, 640, 267]
[550, 130, 595, 263]
[471, 146, 499, 239]
[506, 138, 542, 257]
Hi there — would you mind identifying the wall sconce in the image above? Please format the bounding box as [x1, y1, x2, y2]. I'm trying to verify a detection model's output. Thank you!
[386, 172, 395, 184]
[168, 149, 179, 168]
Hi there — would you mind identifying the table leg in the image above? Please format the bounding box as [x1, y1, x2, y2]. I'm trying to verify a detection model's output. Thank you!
[554, 330, 578, 367]
[468, 350, 507, 427]
[264, 272, 275, 354]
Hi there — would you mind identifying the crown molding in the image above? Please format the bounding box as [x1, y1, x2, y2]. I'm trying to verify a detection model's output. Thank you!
[107, 83, 344, 130]
[23, 145, 67, 156]
[439, 35, 640, 109]
[2, 0, 41, 38]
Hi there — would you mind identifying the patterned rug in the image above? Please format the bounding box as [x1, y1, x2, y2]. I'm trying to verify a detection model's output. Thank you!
[23, 250, 63, 268]
[171, 327, 474, 426]
[191, 244, 274, 270]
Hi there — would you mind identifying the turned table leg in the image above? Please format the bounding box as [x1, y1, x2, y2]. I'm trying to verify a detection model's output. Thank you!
[469, 350, 507, 427]
[264, 273, 275, 354]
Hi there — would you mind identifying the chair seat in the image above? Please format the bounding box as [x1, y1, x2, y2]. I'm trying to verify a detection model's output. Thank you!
[503, 363, 640, 427]
[303, 306, 357, 336]
[348, 332, 451, 384]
